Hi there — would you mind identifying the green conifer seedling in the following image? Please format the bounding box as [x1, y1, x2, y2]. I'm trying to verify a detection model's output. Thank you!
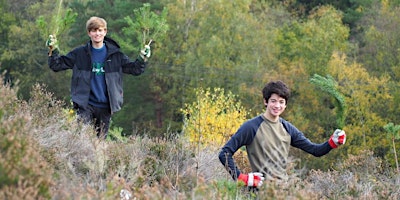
[124, 3, 169, 46]
[310, 74, 347, 129]
[36, 0, 77, 50]
[384, 123, 400, 173]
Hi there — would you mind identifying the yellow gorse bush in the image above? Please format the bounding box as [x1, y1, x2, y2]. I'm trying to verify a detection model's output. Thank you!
[181, 87, 249, 148]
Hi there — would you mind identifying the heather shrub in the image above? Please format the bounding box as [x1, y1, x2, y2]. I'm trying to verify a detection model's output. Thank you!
[306, 150, 400, 199]
[2, 77, 400, 199]
[0, 82, 53, 199]
[22, 84, 229, 198]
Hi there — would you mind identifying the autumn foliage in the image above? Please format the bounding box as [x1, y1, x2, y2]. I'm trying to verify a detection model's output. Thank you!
[181, 87, 249, 147]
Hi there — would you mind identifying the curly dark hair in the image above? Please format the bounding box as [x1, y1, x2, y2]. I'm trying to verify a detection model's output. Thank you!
[262, 80, 290, 104]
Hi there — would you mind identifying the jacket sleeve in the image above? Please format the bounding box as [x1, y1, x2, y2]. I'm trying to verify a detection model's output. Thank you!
[48, 50, 76, 72]
[282, 119, 332, 157]
[218, 122, 256, 180]
[121, 54, 146, 75]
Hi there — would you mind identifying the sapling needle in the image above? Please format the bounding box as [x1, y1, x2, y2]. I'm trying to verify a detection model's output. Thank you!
[310, 74, 347, 129]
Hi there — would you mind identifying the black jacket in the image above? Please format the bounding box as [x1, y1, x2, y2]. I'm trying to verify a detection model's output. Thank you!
[48, 37, 146, 113]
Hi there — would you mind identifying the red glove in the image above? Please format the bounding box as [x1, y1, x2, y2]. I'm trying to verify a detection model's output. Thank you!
[328, 129, 346, 148]
[238, 172, 264, 187]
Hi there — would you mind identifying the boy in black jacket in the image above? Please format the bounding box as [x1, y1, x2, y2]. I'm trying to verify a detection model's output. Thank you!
[47, 16, 151, 139]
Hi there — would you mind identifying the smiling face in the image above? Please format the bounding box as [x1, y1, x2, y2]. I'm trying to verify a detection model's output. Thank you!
[261, 81, 290, 122]
[86, 16, 107, 48]
[264, 93, 287, 121]
[88, 27, 107, 48]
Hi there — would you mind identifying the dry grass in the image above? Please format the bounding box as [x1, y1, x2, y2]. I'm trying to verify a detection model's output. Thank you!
[1, 82, 400, 199]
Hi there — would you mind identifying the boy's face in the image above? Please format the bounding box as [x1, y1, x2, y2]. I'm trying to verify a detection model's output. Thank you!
[88, 27, 107, 44]
[264, 93, 287, 118]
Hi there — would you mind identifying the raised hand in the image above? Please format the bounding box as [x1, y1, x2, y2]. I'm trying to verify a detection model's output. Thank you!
[329, 129, 346, 148]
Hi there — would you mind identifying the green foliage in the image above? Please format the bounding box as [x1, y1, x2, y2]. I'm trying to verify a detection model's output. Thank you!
[129, 3, 168, 45]
[1, 0, 76, 102]
[181, 87, 249, 147]
[384, 122, 400, 172]
[276, 5, 350, 75]
[210, 179, 263, 199]
[36, 7, 77, 40]
[327, 53, 393, 162]
[310, 74, 347, 129]
[284, 0, 371, 29]
[35, 0, 77, 56]
[0, 0, 16, 74]
[107, 126, 127, 143]
[358, 2, 400, 81]
[111, 3, 171, 134]
[212, 180, 240, 199]
[384, 123, 400, 140]
[154, 0, 277, 134]
[123, 3, 169, 47]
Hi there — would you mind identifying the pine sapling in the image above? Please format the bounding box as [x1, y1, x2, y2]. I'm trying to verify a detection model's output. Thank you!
[124, 3, 169, 47]
[310, 74, 347, 129]
[384, 122, 400, 173]
[36, 0, 77, 54]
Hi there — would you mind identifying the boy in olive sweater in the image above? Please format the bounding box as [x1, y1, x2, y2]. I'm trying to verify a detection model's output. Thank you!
[219, 80, 346, 187]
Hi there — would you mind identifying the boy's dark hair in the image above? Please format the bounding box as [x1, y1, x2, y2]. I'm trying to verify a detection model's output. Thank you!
[262, 80, 290, 104]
